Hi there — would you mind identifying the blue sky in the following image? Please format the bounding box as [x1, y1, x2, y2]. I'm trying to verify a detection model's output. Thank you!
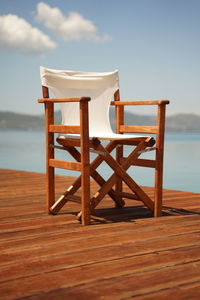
[0, 0, 199, 116]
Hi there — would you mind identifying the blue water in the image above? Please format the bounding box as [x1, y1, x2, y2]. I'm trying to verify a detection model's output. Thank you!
[0, 130, 199, 193]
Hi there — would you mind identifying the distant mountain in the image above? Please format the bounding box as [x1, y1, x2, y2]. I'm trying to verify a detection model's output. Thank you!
[112, 110, 200, 132]
[166, 113, 200, 132]
[0, 110, 200, 132]
[0, 112, 44, 130]
[0, 111, 61, 130]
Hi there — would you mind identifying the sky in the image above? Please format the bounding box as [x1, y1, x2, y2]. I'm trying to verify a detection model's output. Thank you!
[0, 0, 199, 116]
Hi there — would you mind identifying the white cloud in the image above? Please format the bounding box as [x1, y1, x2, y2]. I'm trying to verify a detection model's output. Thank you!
[36, 2, 111, 43]
[0, 14, 57, 54]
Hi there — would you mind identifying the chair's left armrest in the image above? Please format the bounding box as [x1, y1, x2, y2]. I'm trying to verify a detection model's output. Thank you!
[38, 97, 90, 103]
[38, 97, 90, 134]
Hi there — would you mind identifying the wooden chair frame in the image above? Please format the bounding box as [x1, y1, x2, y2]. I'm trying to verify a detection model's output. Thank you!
[38, 86, 169, 225]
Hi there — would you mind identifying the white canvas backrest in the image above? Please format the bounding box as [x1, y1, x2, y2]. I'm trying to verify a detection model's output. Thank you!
[40, 67, 119, 137]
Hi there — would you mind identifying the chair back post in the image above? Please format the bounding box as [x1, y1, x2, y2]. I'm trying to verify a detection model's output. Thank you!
[114, 89, 124, 203]
[154, 103, 167, 216]
[42, 86, 55, 214]
[79, 98, 91, 225]
[114, 89, 124, 133]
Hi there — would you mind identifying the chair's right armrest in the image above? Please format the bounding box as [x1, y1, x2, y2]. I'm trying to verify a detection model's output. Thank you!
[38, 97, 90, 103]
[111, 100, 170, 106]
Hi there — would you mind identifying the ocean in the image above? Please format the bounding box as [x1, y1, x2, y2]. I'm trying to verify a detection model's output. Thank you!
[0, 130, 199, 193]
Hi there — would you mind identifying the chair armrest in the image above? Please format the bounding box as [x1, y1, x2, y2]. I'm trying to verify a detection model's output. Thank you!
[114, 99, 169, 135]
[111, 100, 170, 106]
[38, 97, 90, 103]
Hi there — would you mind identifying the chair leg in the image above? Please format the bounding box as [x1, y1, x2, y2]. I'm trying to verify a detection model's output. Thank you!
[47, 166, 55, 214]
[44, 99, 55, 215]
[154, 151, 163, 217]
[154, 176, 162, 217]
[81, 160, 91, 225]
[80, 99, 91, 225]
[154, 104, 166, 217]
[115, 145, 125, 207]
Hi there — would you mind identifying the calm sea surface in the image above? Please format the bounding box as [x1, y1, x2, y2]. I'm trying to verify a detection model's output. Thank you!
[0, 130, 199, 193]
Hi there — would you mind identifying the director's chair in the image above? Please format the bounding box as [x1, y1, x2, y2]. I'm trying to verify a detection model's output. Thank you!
[38, 67, 169, 225]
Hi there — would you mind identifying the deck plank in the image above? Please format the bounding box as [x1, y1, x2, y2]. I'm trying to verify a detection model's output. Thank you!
[0, 169, 200, 300]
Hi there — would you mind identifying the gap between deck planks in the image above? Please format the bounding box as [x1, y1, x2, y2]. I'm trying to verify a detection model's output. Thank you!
[0, 169, 200, 300]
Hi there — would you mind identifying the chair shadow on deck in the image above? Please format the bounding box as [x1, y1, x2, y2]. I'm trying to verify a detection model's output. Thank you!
[162, 206, 200, 216]
[60, 204, 200, 225]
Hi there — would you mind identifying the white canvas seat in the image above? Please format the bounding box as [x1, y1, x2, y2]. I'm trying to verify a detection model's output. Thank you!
[38, 66, 169, 225]
[58, 133, 146, 140]
[41, 67, 146, 140]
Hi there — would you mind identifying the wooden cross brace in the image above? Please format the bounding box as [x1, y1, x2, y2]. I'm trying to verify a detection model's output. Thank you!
[50, 136, 155, 218]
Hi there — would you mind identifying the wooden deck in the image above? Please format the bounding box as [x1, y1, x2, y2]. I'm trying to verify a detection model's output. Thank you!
[0, 169, 200, 300]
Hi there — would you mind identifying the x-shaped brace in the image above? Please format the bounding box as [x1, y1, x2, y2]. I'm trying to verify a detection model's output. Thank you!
[51, 137, 154, 216]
